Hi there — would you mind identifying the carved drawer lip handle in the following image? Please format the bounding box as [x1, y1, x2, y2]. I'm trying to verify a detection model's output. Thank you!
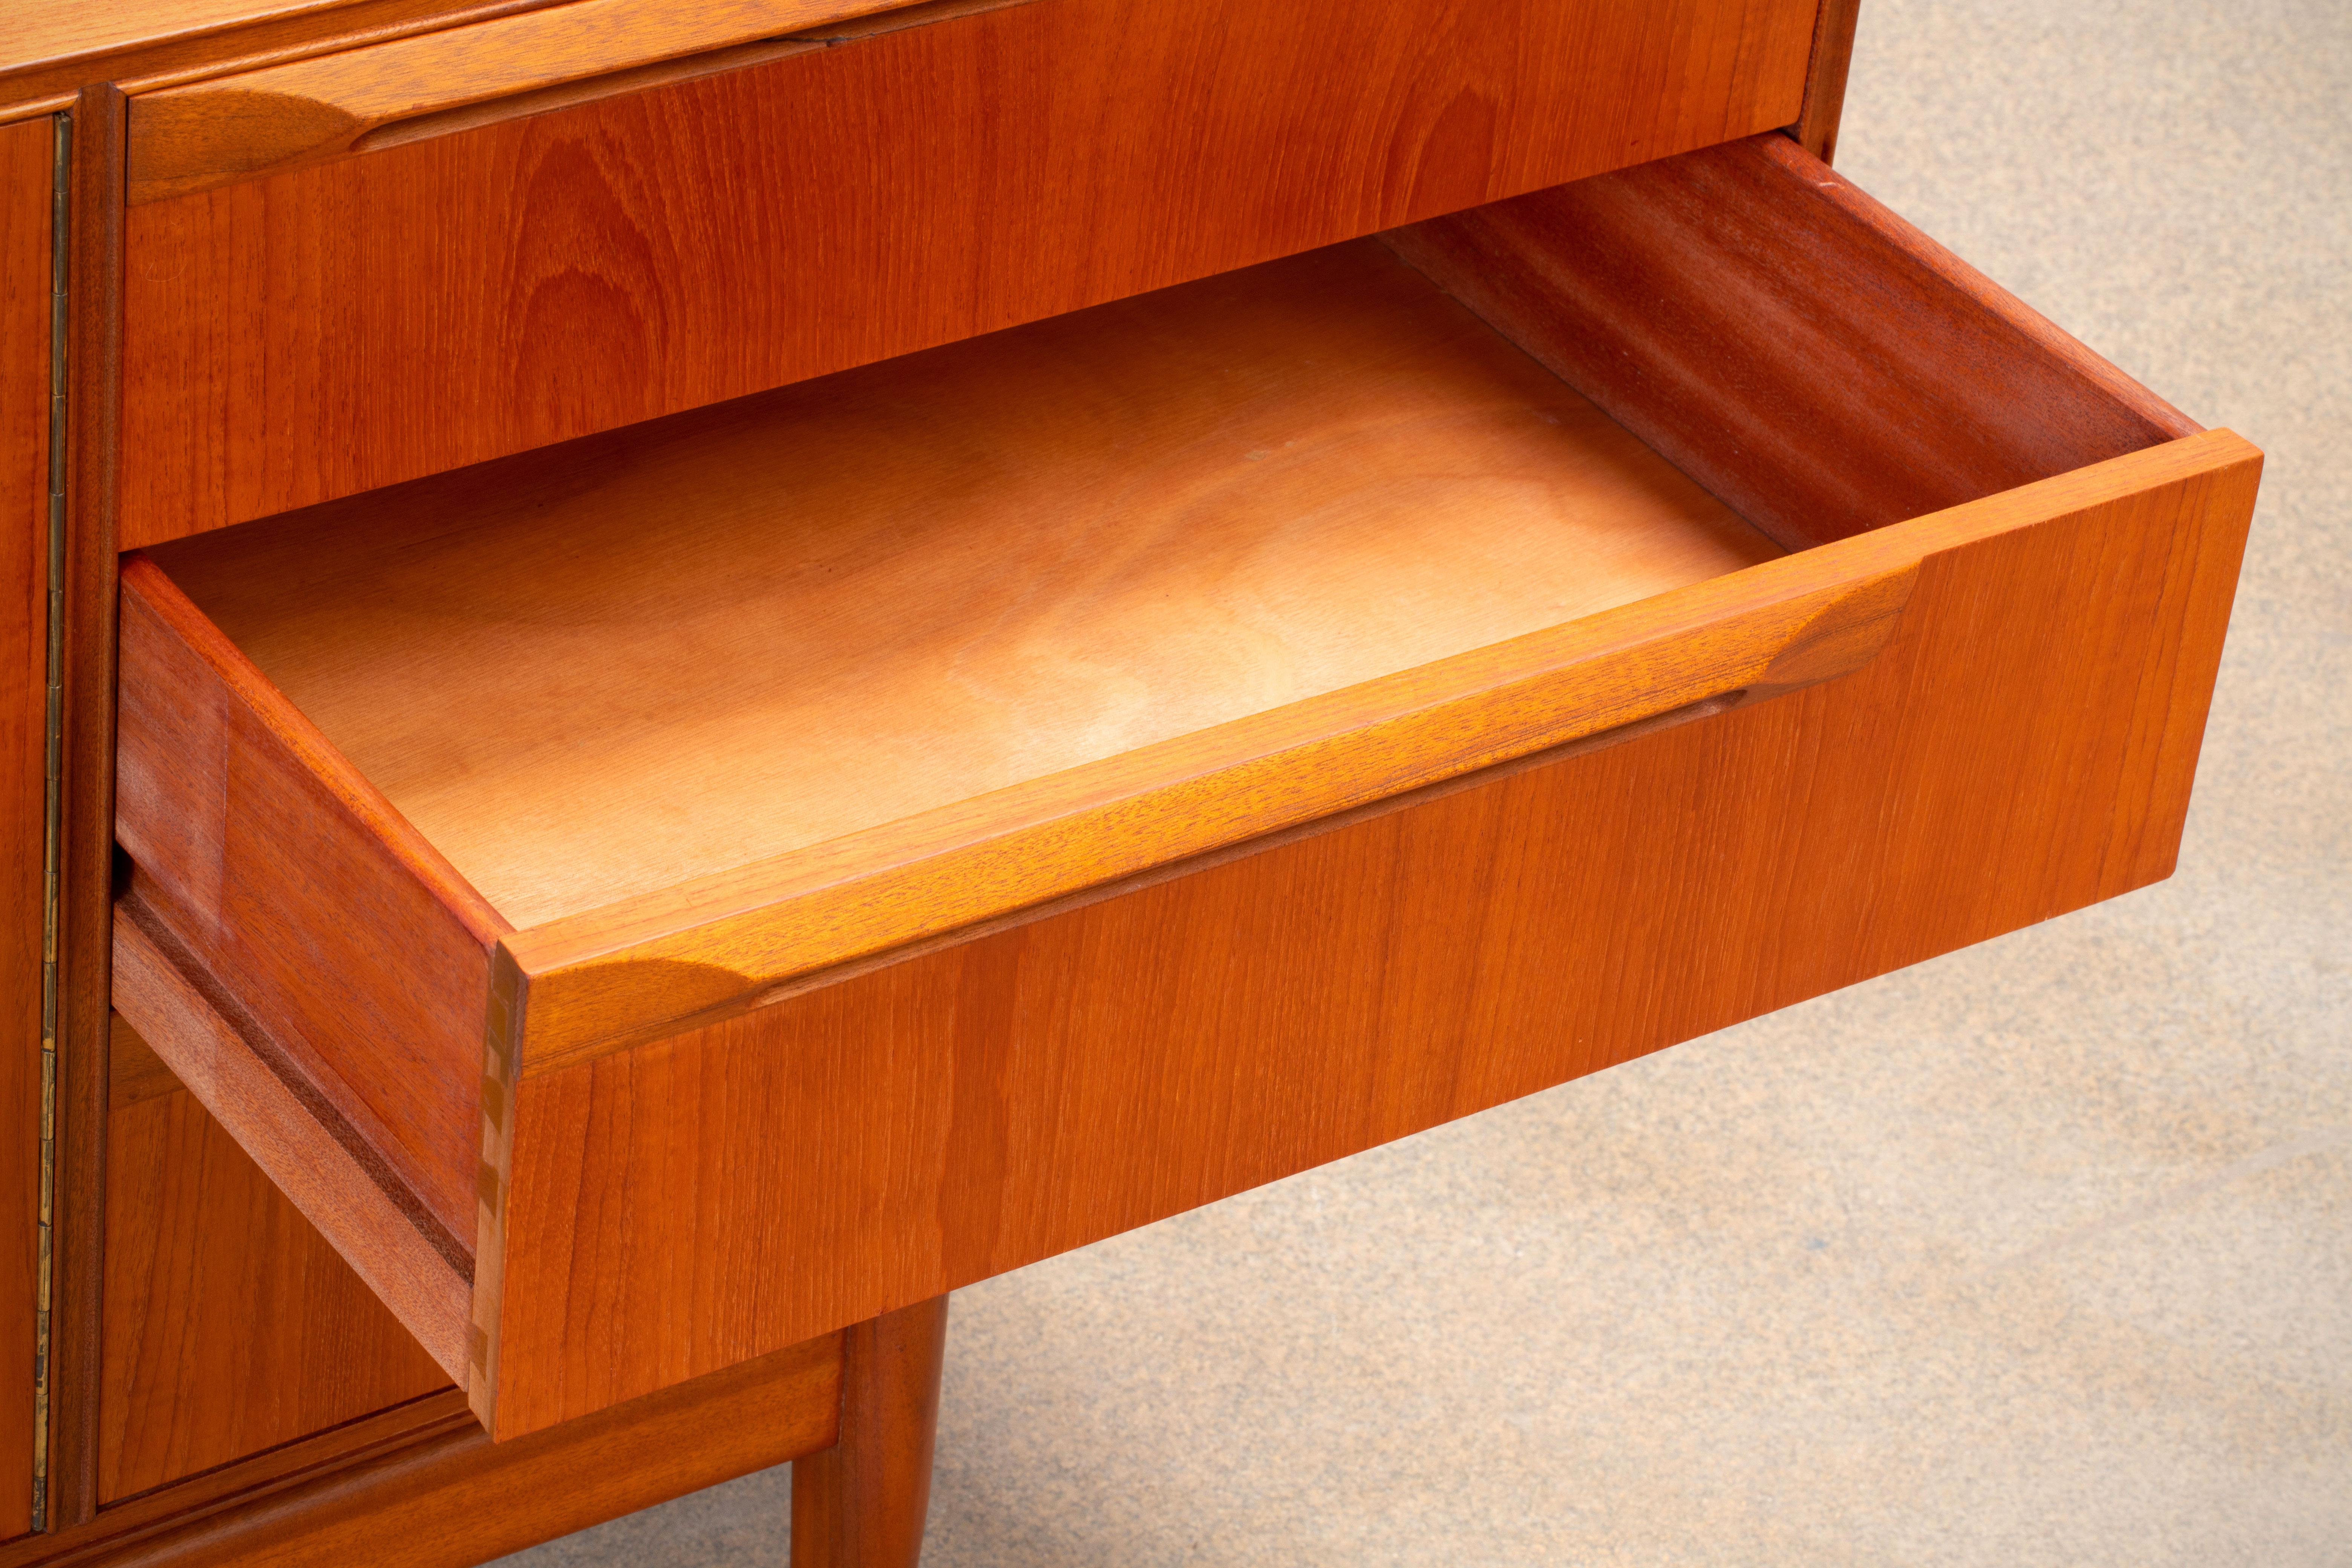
[124, 0, 1038, 205]
[503, 555, 1923, 1073]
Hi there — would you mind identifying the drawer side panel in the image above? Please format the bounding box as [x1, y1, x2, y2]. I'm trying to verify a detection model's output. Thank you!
[482, 436, 2258, 1435]
[1384, 133, 2201, 552]
[114, 557, 503, 1251]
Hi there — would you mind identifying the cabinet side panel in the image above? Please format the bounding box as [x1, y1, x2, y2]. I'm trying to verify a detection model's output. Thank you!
[118, 0, 1821, 545]
[97, 1015, 448, 1504]
[0, 112, 51, 1547]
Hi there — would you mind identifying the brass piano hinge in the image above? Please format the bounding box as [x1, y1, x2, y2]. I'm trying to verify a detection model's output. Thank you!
[32, 108, 69, 1537]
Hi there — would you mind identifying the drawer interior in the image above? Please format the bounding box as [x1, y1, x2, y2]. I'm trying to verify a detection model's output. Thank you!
[138, 134, 2197, 946]
[145, 240, 1782, 930]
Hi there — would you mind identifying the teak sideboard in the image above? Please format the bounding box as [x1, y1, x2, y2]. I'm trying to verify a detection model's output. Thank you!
[0, 0, 2259, 1562]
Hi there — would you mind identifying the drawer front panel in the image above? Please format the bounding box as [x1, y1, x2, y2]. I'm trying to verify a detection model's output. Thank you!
[482, 441, 2254, 1434]
[117, 0, 1819, 547]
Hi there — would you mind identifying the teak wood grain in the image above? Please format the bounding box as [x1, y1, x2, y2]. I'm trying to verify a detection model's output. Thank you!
[152, 238, 1781, 954]
[109, 908, 472, 1381]
[0, 111, 53, 1547]
[121, 402, 1897, 1094]
[1792, 0, 1863, 161]
[98, 1016, 448, 1504]
[120, 229, 1860, 1187]
[1384, 133, 2200, 553]
[112, 565, 504, 1259]
[58, 1335, 839, 1568]
[18, 6, 2258, 1561]
[54, 83, 128, 1534]
[123, 0, 1042, 203]
[152, 424, 2253, 1439]
[117, 0, 1821, 546]
[791, 1297, 949, 1568]
[3, 1318, 848, 1567]
[141, 134, 2218, 1073]
[491, 547, 1900, 1070]
[476, 431, 2257, 1434]
[2, 0, 573, 124]
[109, 139, 2257, 1434]
[6, 0, 1025, 121]
[3, 1397, 478, 1566]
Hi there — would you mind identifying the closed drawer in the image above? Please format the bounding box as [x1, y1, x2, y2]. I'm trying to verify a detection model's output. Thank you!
[112, 134, 2258, 1440]
[116, 0, 1822, 548]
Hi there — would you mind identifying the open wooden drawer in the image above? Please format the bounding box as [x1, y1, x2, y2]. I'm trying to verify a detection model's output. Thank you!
[111, 133, 2259, 1440]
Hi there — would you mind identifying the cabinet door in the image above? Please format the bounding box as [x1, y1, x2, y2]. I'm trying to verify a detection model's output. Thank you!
[100, 1017, 447, 1503]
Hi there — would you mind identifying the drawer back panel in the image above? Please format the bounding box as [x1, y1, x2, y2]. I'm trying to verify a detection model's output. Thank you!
[117, 0, 1819, 548]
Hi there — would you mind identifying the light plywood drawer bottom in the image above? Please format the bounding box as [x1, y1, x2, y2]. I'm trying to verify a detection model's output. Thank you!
[112, 133, 2258, 1439]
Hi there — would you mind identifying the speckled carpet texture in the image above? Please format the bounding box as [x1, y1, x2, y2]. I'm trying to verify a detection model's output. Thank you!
[498, 1, 2351, 1562]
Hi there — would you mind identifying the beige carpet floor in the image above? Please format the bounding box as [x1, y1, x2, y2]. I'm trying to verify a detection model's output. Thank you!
[499, 0, 2352, 1560]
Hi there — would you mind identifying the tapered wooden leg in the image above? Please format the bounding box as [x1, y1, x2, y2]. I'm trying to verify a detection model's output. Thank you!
[792, 1295, 950, 1568]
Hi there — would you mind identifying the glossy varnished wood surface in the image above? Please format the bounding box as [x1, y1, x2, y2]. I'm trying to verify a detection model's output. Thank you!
[0, 112, 52, 1547]
[124, 0, 1035, 203]
[110, 905, 473, 1380]
[0, 1398, 480, 1566]
[113, 143, 2265, 1433]
[792, 1297, 948, 1568]
[0, 1328, 834, 1564]
[118, 0, 1821, 546]
[119, 212, 1899, 1414]
[489, 539, 1903, 1073]
[133, 227, 1913, 1093]
[1, 0, 568, 122]
[54, 84, 128, 1533]
[113, 552, 505, 1255]
[154, 240, 1778, 932]
[98, 1017, 447, 1504]
[1793, 0, 1864, 162]
[1386, 134, 2199, 553]
[7, 1335, 840, 1567]
[480, 434, 2257, 1434]
[10, 0, 398, 87]
[6, 0, 1021, 122]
